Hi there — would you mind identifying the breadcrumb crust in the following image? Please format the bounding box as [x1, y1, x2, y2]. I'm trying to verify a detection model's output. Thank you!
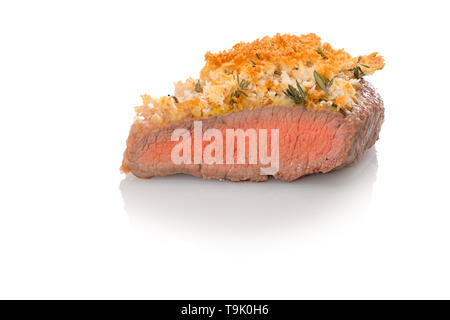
[132, 33, 384, 132]
[202, 33, 383, 78]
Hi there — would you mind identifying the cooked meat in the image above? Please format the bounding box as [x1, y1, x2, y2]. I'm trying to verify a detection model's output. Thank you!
[122, 80, 383, 182]
[121, 33, 385, 181]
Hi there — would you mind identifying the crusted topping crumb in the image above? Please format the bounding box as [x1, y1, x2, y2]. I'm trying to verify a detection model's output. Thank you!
[135, 33, 384, 129]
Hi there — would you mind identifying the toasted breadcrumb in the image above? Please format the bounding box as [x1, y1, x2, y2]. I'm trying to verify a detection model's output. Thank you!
[134, 33, 384, 129]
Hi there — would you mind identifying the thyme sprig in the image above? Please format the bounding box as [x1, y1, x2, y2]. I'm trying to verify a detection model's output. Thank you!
[353, 66, 365, 79]
[229, 75, 249, 104]
[283, 80, 306, 107]
[357, 56, 370, 68]
[353, 57, 370, 79]
[195, 80, 202, 93]
[316, 47, 328, 60]
[332, 102, 347, 117]
[314, 71, 334, 95]
[338, 108, 347, 117]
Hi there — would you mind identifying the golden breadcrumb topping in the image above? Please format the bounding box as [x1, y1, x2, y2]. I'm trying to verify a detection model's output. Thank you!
[135, 33, 384, 128]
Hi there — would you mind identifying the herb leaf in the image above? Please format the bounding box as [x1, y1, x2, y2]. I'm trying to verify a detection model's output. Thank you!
[314, 71, 334, 95]
[331, 103, 347, 117]
[274, 70, 282, 76]
[194, 80, 202, 93]
[316, 47, 328, 59]
[339, 108, 347, 117]
[296, 80, 305, 98]
[316, 71, 333, 93]
[256, 53, 261, 60]
[229, 75, 250, 104]
[283, 80, 306, 107]
[314, 71, 326, 91]
[352, 57, 370, 79]
[353, 66, 365, 79]
[329, 78, 334, 87]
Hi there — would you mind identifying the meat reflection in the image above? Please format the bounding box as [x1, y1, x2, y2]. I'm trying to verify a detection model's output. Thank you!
[119, 147, 378, 241]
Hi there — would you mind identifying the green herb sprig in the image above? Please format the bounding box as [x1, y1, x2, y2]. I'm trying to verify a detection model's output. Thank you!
[338, 108, 347, 117]
[357, 56, 370, 68]
[195, 80, 202, 93]
[229, 75, 249, 104]
[353, 57, 370, 79]
[283, 80, 306, 107]
[274, 70, 282, 76]
[332, 102, 347, 117]
[316, 47, 328, 60]
[314, 71, 334, 95]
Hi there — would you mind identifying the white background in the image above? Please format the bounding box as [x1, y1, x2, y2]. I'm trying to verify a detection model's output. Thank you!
[1, 0, 449, 299]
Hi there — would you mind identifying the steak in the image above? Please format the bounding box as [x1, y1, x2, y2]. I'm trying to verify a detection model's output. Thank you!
[121, 80, 383, 182]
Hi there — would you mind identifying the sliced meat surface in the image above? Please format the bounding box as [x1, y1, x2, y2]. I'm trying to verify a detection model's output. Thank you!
[122, 80, 384, 182]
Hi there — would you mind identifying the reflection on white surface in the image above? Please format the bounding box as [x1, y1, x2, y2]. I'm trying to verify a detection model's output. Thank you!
[119, 148, 378, 241]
